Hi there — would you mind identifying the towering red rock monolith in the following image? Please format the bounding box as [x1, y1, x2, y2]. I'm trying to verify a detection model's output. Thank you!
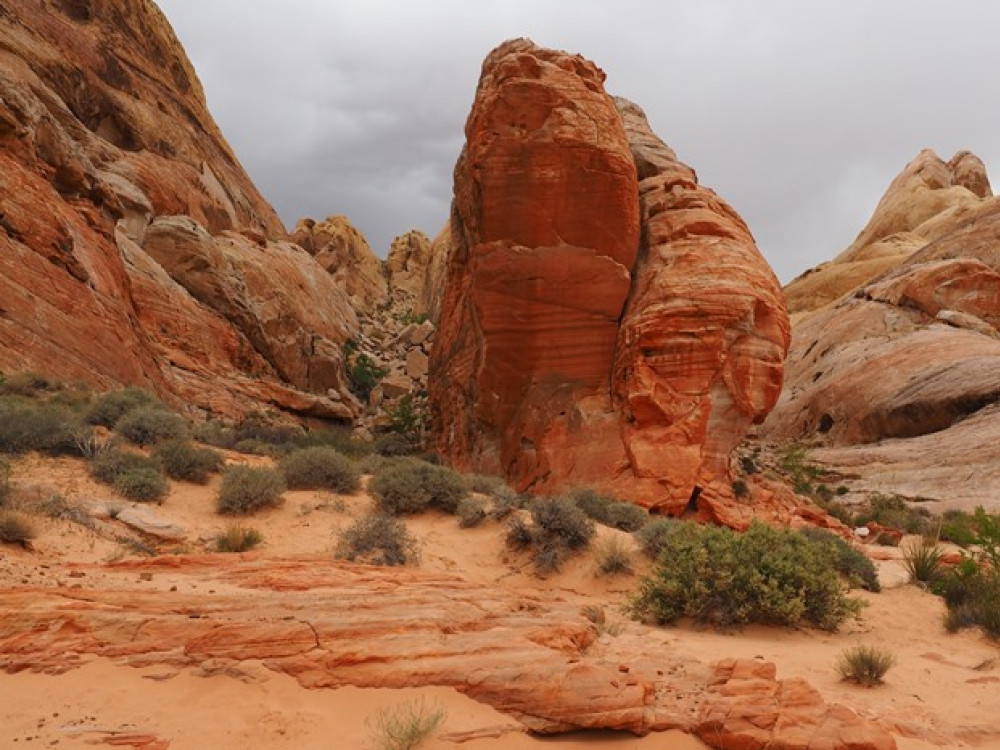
[429, 39, 791, 522]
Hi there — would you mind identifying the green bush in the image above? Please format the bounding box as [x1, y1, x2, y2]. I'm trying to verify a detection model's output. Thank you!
[294, 425, 374, 457]
[215, 523, 263, 553]
[278, 446, 360, 493]
[153, 440, 224, 483]
[456, 496, 489, 528]
[593, 536, 634, 576]
[346, 348, 387, 400]
[0, 457, 10, 508]
[939, 509, 979, 547]
[0, 371, 56, 397]
[336, 513, 419, 566]
[565, 488, 649, 532]
[504, 496, 595, 574]
[633, 517, 677, 559]
[233, 412, 305, 447]
[934, 512, 1000, 640]
[0, 509, 38, 546]
[0, 401, 89, 456]
[366, 697, 446, 750]
[113, 468, 169, 503]
[216, 465, 286, 515]
[86, 387, 159, 427]
[836, 645, 896, 686]
[856, 494, 930, 535]
[798, 527, 881, 592]
[369, 459, 466, 515]
[90, 448, 159, 483]
[628, 521, 863, 631]
[466, 473, 505, 495]
[115, 406, 188, 446]
[374, 432, 419, 457]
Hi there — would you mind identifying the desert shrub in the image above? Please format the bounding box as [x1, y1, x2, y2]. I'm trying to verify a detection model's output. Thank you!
[294, 425, 374, 457]
[369, 459, 466, 515]
[231, 439, 275, 457]
[153, 440, 224, 483]
[902, 539, 944, 584]
[278, 446, 360, 493]
[366, 697, 446, 750]
[456, 496, 489, 528]
[504, 496, 595, 574]
[0, 371, 56, 397]
[336, 513, 419, 566]
[856, 494, 930, 535]
[0, 457, 10, 508]
[486, 485, 524, 520]
[732, 479, 749, 498]
[593, 535, 634, 576]
[627, 521, 862, 630]
[0, 401, 89, 456]
[564, 488, 649, 532]
[113, 468, 169, 503]
[634, 517, 677, 559]
[216, 465, 286, 515]
[374, 432, 419, 457]
[934, 514, 1000, 639]
[939, 509, 979, 547]
[192, 419, 238, 450]
[90, 448, 161, 483]
[818, 499, 857, 527]
[836, 645, 896, 686]
[215, 523, 263, 553]
[384, 394, 426, 443]
[86, 387, 159, 427]
[466, 473, 505, 495]
[0, 509, 38, 545]
[346, 346, 388, 401]
[798, 527, 881, 592]
[233, 412, 304, 447]
[115, 406, 188, 446]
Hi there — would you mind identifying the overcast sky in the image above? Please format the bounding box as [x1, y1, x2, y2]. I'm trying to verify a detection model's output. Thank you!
[156, 0, 997, 283]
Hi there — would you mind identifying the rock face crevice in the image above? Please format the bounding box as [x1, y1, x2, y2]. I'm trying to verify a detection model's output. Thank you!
[429, 40, 790, 522]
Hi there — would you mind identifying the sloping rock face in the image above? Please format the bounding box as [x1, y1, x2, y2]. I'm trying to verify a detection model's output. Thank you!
[0, 554, 895, 749]
[289, 215, 388, 315]
[784, 149, 992, 315]
[764, 153, 1000, 509]
[386, 229, 433, 305]
[429, 40, 790, 520]
[0, 0, 358, 419]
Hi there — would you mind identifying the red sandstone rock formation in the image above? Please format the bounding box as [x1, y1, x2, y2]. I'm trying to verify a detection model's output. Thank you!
[0, 0, 358, 419]
[764, 151, 1000, 508]
[429, 40, 791, 522]
[0, 554, 895, 749]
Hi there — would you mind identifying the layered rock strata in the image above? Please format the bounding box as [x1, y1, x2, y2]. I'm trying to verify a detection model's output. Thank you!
[429, 39, 791, 521]
[0, 0, 358, 419]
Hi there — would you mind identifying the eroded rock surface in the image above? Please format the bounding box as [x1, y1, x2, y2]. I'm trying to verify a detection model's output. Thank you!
[429, 40, 792, 522]
[0, 555, 894, 749]
[0, 0, 358, 420]
[765, 151, 1000, 509]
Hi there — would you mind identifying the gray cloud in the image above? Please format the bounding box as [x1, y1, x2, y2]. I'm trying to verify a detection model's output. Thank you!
[157, 0, 999, 282]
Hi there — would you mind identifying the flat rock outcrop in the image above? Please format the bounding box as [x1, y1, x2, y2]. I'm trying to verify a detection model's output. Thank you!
[0, 0, 359, 420]
[429, 40, 791, 522]
[0, 554, 894, 749]
[765, 151, 1000, 509]
[784, 149, 993, 315]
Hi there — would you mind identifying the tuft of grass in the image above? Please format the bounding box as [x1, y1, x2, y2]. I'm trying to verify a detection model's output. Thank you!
[903, 539, 944, 584]
[216, 465, 286, 515]
[278, 446, 360, 493]
[504, 496, 595, 574]
[153, 439, 224, 484]
[0, 510, 38, 546]
[366, 697, 446, 750]
[215, 523, 263, 553]
[335, 513, 419, 566]
[836, 644, 896, 686]
[593, 535, 634, 576]
[115, 406, 189, 446]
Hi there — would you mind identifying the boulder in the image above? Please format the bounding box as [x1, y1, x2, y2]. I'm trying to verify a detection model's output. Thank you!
[386, 230, 433, 303]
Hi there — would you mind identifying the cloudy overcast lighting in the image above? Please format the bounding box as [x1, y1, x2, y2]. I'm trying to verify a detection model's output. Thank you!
[156, 0, 998, 282]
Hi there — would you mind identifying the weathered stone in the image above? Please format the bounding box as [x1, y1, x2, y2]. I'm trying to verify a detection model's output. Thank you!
[405, 349, 429, 380]
[386, 230, 433, 303]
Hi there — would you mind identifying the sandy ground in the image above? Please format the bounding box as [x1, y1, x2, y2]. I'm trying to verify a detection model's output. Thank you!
[2, 453, 999, 749]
